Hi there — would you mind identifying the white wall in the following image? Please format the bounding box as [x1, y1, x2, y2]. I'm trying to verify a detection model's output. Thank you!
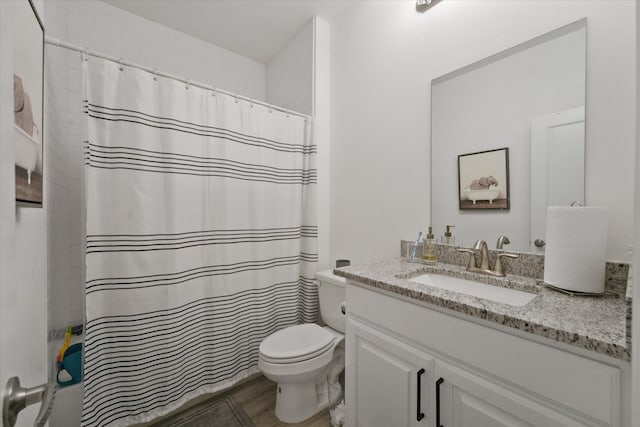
[48, 0, 266, 101]
[43, 0, 268, 333]
[313, 18, 332, 271]
[265, 17, 331, 270]
[330, 0, 636, 264]
[266, 19, 314, 115]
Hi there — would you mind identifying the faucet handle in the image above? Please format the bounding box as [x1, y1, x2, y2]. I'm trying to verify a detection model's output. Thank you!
[456, 248, 477, 270]
[495, 253, 519, 276]
[496, 235, 511, 249]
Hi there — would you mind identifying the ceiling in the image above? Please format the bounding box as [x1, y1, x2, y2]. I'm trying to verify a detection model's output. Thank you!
[102, 0, 356, 64]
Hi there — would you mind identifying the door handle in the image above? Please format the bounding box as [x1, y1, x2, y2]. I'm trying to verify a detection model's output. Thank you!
[416, 368, 425, 421]
[2, 377, 57, 427]
[436, 377, 444, 427]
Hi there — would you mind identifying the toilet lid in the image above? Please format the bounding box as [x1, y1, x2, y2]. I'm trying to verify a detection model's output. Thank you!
[260, 324, 335, 362]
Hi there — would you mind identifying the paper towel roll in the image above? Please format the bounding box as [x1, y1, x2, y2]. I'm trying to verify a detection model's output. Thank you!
[543, 206, 608, 293]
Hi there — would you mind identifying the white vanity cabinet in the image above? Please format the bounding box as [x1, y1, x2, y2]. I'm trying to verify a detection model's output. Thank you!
[434, 360, 586, 427]
[348, 319, 434, 427]
[345, 282, 627, 427]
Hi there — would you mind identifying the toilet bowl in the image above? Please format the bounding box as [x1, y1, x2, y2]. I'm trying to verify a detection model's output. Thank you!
[258, 270, 346, 423]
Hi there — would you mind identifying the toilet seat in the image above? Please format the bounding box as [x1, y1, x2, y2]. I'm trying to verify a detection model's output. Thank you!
[259, 324, 335, 364]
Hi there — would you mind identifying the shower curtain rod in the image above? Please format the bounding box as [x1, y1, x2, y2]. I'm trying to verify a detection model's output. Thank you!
[44, 35, 311, 120]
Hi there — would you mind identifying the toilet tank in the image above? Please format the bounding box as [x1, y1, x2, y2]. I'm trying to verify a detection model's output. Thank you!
[316, 270, 346, 333]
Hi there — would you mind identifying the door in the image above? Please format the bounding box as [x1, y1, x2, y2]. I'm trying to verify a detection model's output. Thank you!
[346, 318, 434, 427]
[435, 361, 585, 427]
[1, 2, 49, 426]
[530, 106, 585, 253]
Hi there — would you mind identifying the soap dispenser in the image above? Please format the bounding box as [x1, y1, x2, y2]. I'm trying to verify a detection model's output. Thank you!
[441, 225, 456, 245]
[422, 226, 438, 264]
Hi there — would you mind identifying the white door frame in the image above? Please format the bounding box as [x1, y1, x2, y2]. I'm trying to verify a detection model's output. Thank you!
[632, 3, 640, 425]
[0, 2, 49, 426]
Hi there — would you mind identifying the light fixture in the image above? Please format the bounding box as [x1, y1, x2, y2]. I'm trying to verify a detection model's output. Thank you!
[416, 0, 443, 13]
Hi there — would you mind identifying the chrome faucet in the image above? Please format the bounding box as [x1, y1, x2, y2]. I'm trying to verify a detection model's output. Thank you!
[496, 235, 510, 250]
[457, 239, 519, 277]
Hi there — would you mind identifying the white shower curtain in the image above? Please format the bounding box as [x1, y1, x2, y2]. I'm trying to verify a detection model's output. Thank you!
[81, 57, 317, 427]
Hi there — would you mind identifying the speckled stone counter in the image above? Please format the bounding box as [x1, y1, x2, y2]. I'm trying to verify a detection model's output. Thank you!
[334, 258, 630, 361]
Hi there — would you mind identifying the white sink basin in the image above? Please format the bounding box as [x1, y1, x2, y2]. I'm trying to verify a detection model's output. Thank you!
[409, 273, 537, 306]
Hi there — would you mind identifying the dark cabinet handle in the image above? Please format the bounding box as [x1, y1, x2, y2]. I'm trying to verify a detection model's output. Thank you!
[416, 368, 425, 421]
[436, 377, 444, 427]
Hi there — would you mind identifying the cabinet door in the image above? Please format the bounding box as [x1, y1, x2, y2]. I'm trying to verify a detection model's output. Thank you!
[346, 318, 434, 427]
[435, 361, 586, 427]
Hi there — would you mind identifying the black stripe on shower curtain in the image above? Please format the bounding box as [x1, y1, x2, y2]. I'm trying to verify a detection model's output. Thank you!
[82, 58, 318, 427]
[87, 103, 317, 154]
[86, 141, 317, 183]
[86, 225, 318, 253]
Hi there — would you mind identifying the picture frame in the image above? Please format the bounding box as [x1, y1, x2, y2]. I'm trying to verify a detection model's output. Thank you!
[458, 147, 510, 210]
[13, 0, 44, 206]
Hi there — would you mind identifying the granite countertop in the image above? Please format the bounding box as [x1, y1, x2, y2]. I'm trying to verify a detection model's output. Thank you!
[334, 258, 630, 361]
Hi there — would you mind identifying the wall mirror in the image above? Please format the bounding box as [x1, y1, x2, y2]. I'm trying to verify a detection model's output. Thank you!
[431, 19, 586, 253]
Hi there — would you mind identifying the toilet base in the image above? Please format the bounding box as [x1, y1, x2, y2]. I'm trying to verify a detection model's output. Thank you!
[273, 348, 345, 424]
[274, 376, 332, 423]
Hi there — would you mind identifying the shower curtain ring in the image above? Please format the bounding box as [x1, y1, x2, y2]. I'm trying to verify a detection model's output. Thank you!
[117, 58, 124, 71]
[152, 68, 158, 81]
[249, 99, 254, 108]
[185, 79, 190, 90]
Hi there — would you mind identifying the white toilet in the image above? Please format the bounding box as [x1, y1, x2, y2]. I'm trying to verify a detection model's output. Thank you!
[258, 269, 346, 423]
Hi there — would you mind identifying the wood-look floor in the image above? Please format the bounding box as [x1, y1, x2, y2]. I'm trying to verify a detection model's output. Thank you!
[140, 374, 331, 427]
[230, 375, 331, 427]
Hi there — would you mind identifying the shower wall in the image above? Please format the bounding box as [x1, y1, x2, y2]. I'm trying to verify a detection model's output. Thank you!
[45, 44, 84, 335]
